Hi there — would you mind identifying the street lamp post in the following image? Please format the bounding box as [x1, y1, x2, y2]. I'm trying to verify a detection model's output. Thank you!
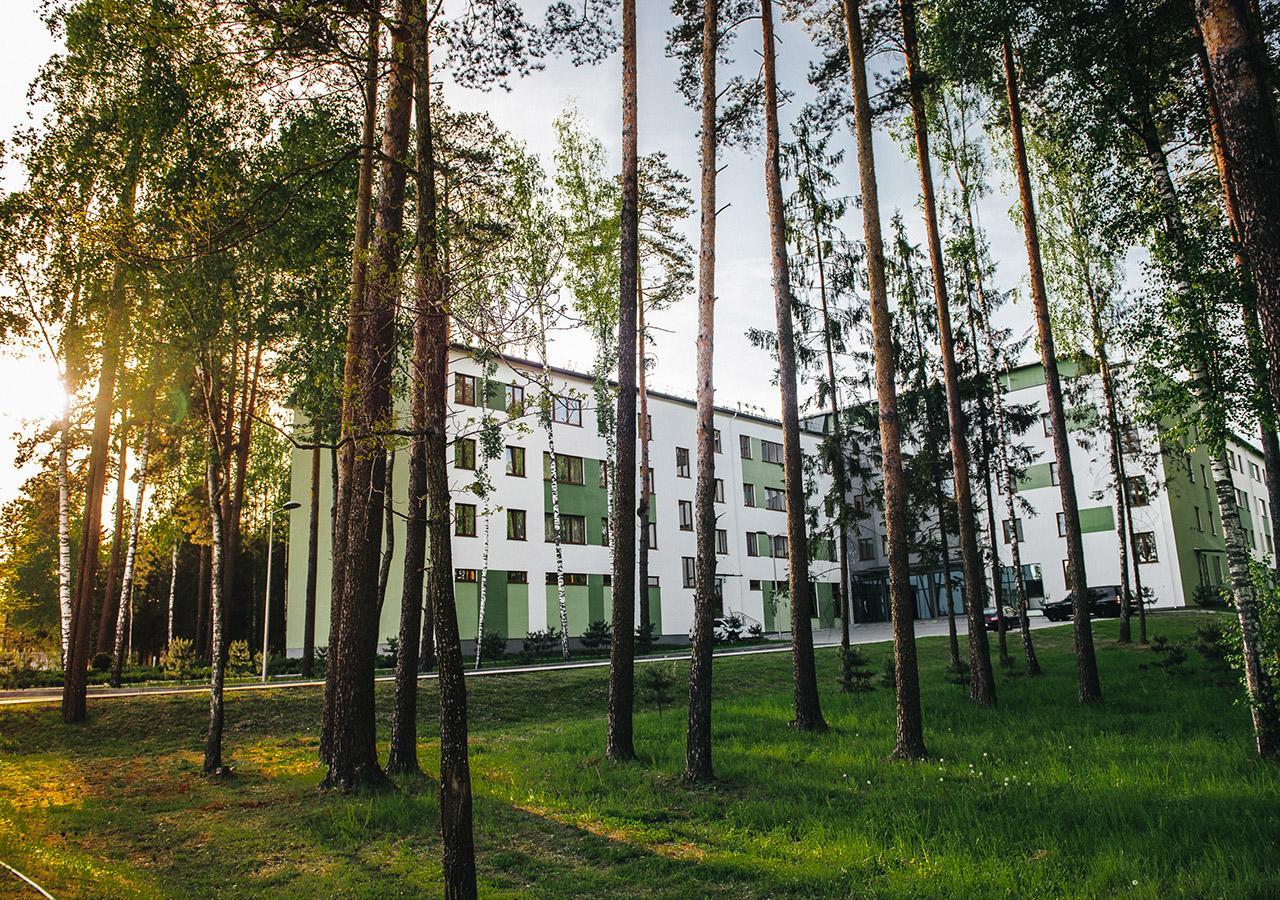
[262, 500, 302, 683]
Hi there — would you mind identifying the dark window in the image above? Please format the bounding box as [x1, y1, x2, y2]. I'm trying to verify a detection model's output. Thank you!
[765, 487, 785, 512]
[643, 520, 657, 549]
[455, 568, 478, 583]
[1002, 518, 1024, 544]
[1134, 531, 1158, 563]
[505, 446, 526, 477]
[546, 572, 587, 586]
[743, 482, 756, 507]
[716, 529, 728, 554]
[507, 509, 527, 541]
[682, 557, 696, 589]
[504, 383, 525, 414]
[714, 479, 724, 503]
[545, 453, 585, 485]
[508, 570, 528, 584]
[713, 429, 722, 453]
[1126, 475, 1150, 508]
[740, 434, 752, 459]
[772, 534, 788, 559]
[455, 438, 476, 470]
[552, 394, 583, 426]
[1041, 412, 1052, 436]
[601, 518, 611, 547]
[746, 533, 761, 557]
[676, 447, 691, 478]
[1049, 461, 1059, 485]
[761, 440, 784, 465]
[858, 538, 875, 561]
[679, 500, 693, 531]
[599, 462, 609, 491]
[647, 575, 660, 587]
[545, 513, 586, 544]
[749, 579, 762, 590]
[456, 503, 477, 537]
[853, 494, 865, 512]
[1056, 512, 1067, 537]
[455, 373, 478, 406]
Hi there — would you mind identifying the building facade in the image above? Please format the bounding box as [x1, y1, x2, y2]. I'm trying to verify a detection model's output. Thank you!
[810, 358, 1275, 618]
[284, 348, 841, 653]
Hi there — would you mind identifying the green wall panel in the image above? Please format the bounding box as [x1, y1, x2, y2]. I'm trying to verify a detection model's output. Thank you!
[1017, 462, 1055, 491]
[1078, 505, 1115, 534]
[546, 584, 592, 636]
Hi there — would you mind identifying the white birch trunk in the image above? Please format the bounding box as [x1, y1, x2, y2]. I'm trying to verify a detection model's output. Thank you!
[167, 538, 179, 647]
[57, 409, 73, 671]
[475, 507, 491, 668]
[540, 344, 571, 660]
[111, 423, 150, 683]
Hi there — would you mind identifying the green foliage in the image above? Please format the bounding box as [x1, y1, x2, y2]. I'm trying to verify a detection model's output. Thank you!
[634, 621, 657, 654]
[226, 640, 258, 678]
[638, 661, 678, 715]
[478, 631, 507, 664]
[521, 628, 559, 658]
[714, 613, 745, 644]
[578, 619, 612, 651]
[160, 637, 196, 680]
[839, 644, 876, 693]
[91, 652, 112, 672]
[880, 655, 897, 690]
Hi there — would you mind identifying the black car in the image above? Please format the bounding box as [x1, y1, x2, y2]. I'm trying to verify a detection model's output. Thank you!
[982, 606, 1020, 631]
[1042, 586, 1146, 621]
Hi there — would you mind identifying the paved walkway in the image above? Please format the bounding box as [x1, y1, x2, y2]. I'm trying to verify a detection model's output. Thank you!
[0, 615, 1061, 707]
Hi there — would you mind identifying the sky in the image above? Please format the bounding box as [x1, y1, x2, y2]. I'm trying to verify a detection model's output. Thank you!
[0, 2, 1044, 506]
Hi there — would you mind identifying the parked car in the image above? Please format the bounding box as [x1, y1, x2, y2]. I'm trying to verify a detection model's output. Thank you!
[982, 606, 1020, 631]
[1041, 586, 1149, 621]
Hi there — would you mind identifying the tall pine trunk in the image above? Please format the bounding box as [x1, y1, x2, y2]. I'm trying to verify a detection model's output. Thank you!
[1195, 0, 1280, 412]
[901, 0, 998, 702]
[685, 0, 719, 782]
[844, 0, 923, 756]
[1002, 33, 1101, 703]
[606, 0, 639, 764]
[111, 418, 151, 688]
[323, 0, 381, 763]
[377, 451, 396, 619]
[636, 289, 653, 640]
[763, 0, 825, 733]
[323, 0, 413, 790]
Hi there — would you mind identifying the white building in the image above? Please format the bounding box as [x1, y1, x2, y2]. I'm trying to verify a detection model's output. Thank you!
[284, 347, 841, 652]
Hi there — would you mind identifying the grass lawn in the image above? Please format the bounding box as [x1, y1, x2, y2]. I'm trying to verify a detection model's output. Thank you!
[0, 611, 1276, 898]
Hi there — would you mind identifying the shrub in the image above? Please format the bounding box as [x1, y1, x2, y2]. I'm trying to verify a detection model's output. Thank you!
[522, 628, 559, 657]
[227, 640, 258, 677]
[1195, 622, 1231, 674]
[634, 621, 657, 654]
[716, 613, 745, 644]
[161, 638, 197, 680]
[91, 652, 112, 672]
[1194, 584, 1227, 608]
[880, 655, 896, 689]
[580, 620, 612, 651]
[639, 662, 678, 714]
[839, 645, 875, 693]
[747, 622, 764, 640]
[479, 631, 507, 663]
[1151, 634, 1189, 673]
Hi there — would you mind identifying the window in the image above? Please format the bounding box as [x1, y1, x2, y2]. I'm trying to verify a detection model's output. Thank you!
[1041, 412, 1052, 436]
[676, 447, 691, 478]
[455, 373, 477, 406]
[853, 494, 865, 513]
[1237, 488, 1249, 509]
[455, 568, 478, 583]
[1201, 464, 1209, 486]
[1062, 558, 1072, 582]
[713, 429, 722, 453]
[1121, 419, 1141, 455]
[716, 529, 729, 554]
[714, 479, 725, 503]
[552, 394, 583, 426]
[1251, 461, 1262, 481]
[740, 434, 753, 459]
[1049, 462, 1059, 486]
[545, 513, 586, 544]
[1187, 455, 1195, 482]
[546, 572, 587, 586]
[1195, 505, 1204, 531]
[765, 487, 786, 512]
[1002, 518, 1024, 544]
[743, 482, 756, 507]
[858, 538, 876, 561]
[507, 509, 527, 541]
[772, 534, 789, 559]
[504, 382, 526, 414]
[638, 413, 652, 439]
[679, 500, 693, 531]
[762, 439, 784, 465]
[601, 518, 611, 547]
[647, 575, 660, 587]
[881, 534, 888, 555]
[1134, 531, 1158, 563]
[1126, 475, 1150, 508]
[599, 462, 609, 491]
[749, 579, 762, 591]
[1056, 512, 1067, 537]
[454, 438, 476, 470]
[505, 446, 525, 477]
[545, 453, 585, 485]
[746, 532, 761, 557]
[1001, 563, 1045, 601]
[456, 503, 477, 537]
[508, 570, 528, 584]
[682, 557, 696, 589]
[826, 540, 838, 562]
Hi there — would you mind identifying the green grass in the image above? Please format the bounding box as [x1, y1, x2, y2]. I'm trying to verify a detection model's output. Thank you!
[0, 612, 1276, 898]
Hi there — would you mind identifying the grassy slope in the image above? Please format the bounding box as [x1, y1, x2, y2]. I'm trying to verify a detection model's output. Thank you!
[0, 612, 1276, 899]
